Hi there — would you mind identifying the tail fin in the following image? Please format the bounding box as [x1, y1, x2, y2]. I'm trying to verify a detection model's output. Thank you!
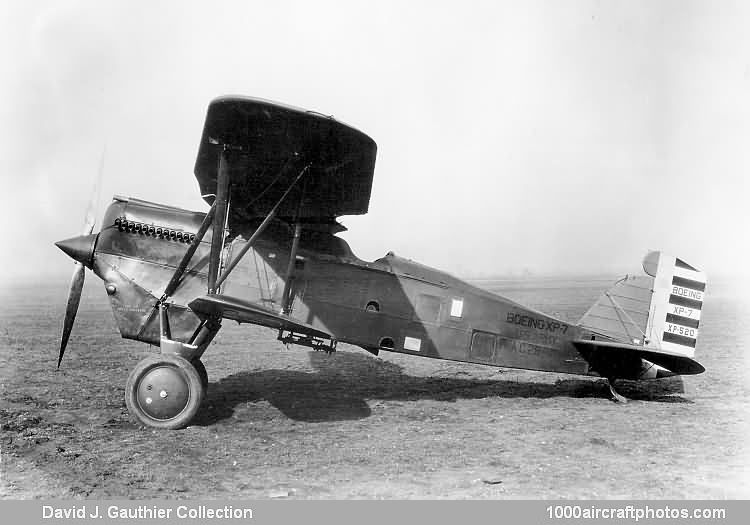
[578, 251, 707, 358]
[577, 273, 653, 345]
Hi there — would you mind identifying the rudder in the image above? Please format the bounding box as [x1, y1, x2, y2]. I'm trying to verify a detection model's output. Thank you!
[642, 251, 707, 358]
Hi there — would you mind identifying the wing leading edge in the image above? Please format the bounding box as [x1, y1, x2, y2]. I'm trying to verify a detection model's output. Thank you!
[189, 294, 332, 340]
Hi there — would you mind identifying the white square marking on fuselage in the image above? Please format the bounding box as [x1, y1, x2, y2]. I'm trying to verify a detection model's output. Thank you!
[404, 336, 422, 352]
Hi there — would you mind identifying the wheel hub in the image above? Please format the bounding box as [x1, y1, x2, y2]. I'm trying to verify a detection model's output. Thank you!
[136, 364, 190, 420]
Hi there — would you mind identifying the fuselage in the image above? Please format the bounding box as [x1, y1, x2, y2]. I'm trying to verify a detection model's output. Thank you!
[89, 196, 594, 376]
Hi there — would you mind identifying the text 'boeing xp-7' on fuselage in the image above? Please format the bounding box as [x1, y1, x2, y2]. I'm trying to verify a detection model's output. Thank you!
[55, 96, 708, 429]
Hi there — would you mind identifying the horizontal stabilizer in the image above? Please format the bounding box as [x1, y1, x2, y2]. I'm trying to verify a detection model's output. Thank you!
[189, 295, 332, 340]
[573, 339, 705, 376]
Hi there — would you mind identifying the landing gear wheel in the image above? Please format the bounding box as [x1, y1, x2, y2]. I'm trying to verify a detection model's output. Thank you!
[125, 354, 205, 429]
[191, 358, 208, 391]
[607, 378, 628, 404]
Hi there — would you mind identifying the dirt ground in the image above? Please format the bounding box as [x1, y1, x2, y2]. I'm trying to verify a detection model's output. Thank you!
[1, 276, 748, 499]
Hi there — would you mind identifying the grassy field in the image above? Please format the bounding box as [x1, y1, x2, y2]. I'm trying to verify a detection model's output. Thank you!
[1, 275, 748, 499]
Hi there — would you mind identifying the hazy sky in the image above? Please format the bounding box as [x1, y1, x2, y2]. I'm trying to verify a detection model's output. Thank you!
[1, 0, 748, 284]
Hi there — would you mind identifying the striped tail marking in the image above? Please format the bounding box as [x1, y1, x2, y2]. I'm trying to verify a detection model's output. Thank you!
[643, 252, 706, 358]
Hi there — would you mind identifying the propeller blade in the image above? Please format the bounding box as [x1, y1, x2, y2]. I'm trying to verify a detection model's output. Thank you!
[58, 144, 104, 367]
[82, 146, 105, 235]
[59, 262, 85, 368]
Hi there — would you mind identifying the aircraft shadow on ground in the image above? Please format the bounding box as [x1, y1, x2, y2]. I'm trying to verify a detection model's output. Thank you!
[194, 351, 689, 425]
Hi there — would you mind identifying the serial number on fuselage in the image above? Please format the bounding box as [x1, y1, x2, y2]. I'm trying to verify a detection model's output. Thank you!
[514, 328, 560, 347]
[505, 312, 569, 334]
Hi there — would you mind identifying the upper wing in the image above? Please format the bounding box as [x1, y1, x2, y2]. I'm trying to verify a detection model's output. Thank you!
[193, 96, 377, 225]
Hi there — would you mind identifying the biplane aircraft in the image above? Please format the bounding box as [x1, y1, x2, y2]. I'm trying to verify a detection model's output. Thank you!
[56, 96, 708, 429]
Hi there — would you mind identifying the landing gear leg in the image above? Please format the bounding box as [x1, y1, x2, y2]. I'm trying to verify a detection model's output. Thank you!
[191, 358, 209, 391]
[607, 378, 628, 404]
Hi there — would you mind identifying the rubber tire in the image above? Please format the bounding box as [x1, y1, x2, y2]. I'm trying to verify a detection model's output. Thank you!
[125, 354, 205, 430]
[191, 358, 209, 391]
